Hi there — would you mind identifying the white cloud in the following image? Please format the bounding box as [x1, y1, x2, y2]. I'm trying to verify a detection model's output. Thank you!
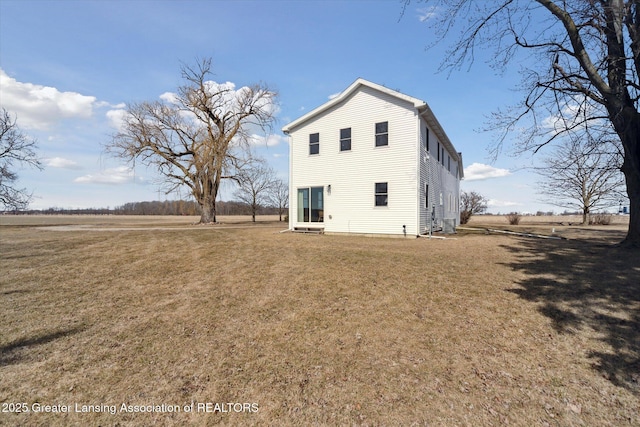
[464, 163, 511, 181]
[328, 92, 341, 100]
[74, 166, 137, 185]
[488, 199, 522, 208]
[106, 108, 128, 131]
[45, 157, 82, 170]
[542, 104, 579, 132]
[159, 91, 178, 104]
[417, 6, 439, 22]
[159, 79, 278, 123]
[541, 101, 609, 134]
[0, 68, 97, 130]
[248, 133, 286, 147]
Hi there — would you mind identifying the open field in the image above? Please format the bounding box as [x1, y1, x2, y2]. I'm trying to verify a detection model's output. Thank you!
[467, 214, 631, 244]
[0, 214, 282, 228]
[469, 214, 630, 227]
[1, 216, 638, 426]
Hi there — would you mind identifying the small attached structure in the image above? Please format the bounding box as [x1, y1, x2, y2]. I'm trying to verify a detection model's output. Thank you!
[282, 78, 463, 236]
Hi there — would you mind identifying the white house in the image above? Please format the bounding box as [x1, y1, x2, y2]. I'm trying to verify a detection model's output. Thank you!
[282, 78, 463, 237]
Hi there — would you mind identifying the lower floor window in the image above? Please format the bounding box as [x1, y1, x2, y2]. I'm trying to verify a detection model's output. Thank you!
[297, 187, 324, 222]
[375, 182, 388, 206]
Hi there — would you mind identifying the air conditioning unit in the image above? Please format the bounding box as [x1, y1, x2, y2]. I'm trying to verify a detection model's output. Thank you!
[443, 219, 456, 234]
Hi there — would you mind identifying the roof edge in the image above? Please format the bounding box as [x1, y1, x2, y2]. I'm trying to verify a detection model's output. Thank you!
[282, 78, 426, 134]
[419, 104, 461, 164]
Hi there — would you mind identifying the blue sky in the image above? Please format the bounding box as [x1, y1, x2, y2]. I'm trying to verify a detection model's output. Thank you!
[1, 0, 559, 213]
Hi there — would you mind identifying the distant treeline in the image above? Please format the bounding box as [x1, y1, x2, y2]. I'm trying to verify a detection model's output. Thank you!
[481, 209, 627, 216]
[6, 200, 281, 216]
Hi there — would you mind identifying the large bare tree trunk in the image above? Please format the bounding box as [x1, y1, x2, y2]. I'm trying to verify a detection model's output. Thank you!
[609, 102, 640, 246]
[407, 1, 640, 246]
[582, 209, 589, 226]
[626, 175, 640, 246]
[620, 118, 640, 246]
[200, 195, 217, 224]
[106, 58, 277, 227]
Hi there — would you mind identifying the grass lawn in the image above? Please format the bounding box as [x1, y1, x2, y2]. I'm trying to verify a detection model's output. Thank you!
[1, 216, 638, 426]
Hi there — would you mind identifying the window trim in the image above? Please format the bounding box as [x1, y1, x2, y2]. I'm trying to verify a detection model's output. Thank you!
[375, 182, 388, 207]
[425, 184, 429, 209]
[309, 132, 319, 155]
[425, 127, 430, 151]
[297, 186, 324, 223]
[340, 127, 351, 152]
[375, 121, 388, 147]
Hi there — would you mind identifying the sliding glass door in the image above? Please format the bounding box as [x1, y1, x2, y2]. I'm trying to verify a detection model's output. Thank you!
[297, 188, 309, 222]
[297, 187, 323, 223]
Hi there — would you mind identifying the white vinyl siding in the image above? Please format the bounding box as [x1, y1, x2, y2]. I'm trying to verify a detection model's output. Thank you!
[289, 86, 418, 235]
[287, 79, 462, 236]
[419, 118, 460, 232]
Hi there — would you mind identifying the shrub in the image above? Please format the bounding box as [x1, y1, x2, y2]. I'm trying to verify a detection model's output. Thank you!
[459, 191, 488, 224]
[506, 212, 522, 225]
[589, 213, 612, 225]
[460, 210, 472, 225]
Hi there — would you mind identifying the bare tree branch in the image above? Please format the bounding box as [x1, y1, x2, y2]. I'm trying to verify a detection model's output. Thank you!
[460, 190, 488, 224]
[535, 130, 626, 223]
[233, 156, 276, 222]
[106, 58, 278, 223]
[0, 109, 42, 210]
[406, 0, 639, 244]
[267, 178, 289, 222]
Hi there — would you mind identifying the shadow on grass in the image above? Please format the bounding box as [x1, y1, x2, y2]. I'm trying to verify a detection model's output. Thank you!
[0, 289, 30, 296]
[502, 238, 640, 393]
[0, 326, 85, 366]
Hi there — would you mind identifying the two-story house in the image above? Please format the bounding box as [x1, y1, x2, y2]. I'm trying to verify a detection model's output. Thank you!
[282, 78, 463, 237]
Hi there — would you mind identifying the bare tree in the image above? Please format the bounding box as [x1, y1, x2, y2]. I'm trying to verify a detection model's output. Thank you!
[405, 1, 640, 246]
[460, 190, 488, 224]
[234, 157, 276, 222]
[268, 178, 289, 221]
[0, 109, 41, 210]
[536, 133, 626, 224]
[107, 58, 277, 223]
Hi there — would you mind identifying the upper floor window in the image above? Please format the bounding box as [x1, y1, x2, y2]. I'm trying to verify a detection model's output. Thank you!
[437, 142, 441, 162]
[375, 122, 388, 147]
[375, 182, 388, 206]
[425, 127, 430, 151]
[309, 133, 319, 155]
[340, 128, 351, 151]
[425, 184, 429, 208]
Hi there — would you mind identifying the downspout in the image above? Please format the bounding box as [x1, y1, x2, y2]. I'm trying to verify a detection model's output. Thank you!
[286, 130, 293, 232]
[416, 107, 424, 237]
[416, 103, 429, 237]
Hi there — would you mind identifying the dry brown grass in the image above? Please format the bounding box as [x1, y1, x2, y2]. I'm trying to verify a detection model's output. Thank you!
[0, 214, 283, 228]
[1, 216, 638, 426]
[467, 214, 631, 244]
